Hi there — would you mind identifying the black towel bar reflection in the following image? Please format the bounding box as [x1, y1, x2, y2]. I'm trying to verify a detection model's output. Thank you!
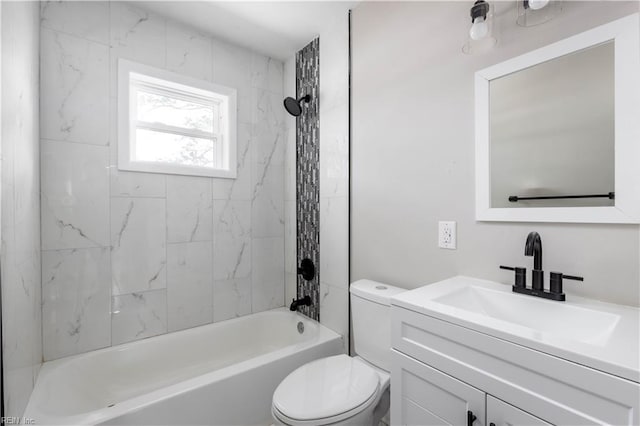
[508, 192, 615, 202]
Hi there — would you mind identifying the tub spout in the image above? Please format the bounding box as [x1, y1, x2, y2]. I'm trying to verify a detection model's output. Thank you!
[290, 296, 312, 311]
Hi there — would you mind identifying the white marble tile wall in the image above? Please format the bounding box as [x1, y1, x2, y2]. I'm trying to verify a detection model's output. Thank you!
[252, 237, 285, 313]
[110, 197, 167, 295]
[42, 248, 111, 359]
[167, 241, 214, 331]
[112, 290, 168, 345]
[40, 1, 285, 361]
[1, 1, 42, 416]
[167, 176, 213, 244]
[40, 27, 110, 146]
[283, 57, 298, 306]
[40, 139, 110, 250]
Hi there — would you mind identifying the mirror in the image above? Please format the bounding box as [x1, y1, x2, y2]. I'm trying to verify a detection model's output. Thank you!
[475, 14, 640, 223]
[490, 42, 614, 209]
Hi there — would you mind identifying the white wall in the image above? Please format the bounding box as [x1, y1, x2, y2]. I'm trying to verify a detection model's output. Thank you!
[283, 13, 350, 349]
[40, 0, 285, 361]
[1, 1, 42, 416]
[351, 1, 640, 307]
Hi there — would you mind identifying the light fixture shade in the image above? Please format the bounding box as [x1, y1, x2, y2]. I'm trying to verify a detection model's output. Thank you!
[462, 0, 497, 55]
[516, 0, 562, 27]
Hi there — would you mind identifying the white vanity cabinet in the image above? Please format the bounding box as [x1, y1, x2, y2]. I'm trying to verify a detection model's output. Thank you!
[390, 305, 640, 425]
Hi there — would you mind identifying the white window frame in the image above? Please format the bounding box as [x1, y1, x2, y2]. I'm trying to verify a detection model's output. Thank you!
[118, 59, 237, 179]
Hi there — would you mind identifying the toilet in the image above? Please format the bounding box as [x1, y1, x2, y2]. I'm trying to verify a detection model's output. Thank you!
[272, 280, 405, 425]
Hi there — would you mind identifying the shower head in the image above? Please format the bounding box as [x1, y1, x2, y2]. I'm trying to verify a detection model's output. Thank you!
[283, 94, 311, 117]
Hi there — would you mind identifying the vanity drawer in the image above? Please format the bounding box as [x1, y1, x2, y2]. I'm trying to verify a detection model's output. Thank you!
[392, 306, 640, 425]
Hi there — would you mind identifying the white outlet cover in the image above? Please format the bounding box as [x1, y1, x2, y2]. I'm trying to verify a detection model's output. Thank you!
[438, 221, 457, 250]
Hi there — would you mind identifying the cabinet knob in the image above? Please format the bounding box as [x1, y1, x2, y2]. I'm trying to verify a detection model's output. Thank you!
[467, 410, 477, 426]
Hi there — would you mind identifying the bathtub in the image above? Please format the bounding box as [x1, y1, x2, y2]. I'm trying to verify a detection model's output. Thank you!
[25, 308, 343, 425]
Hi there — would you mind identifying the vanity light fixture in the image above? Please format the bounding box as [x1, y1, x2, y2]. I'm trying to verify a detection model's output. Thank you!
[517, 0, 562, 27]
[527, 0, 549, 10]
[462, 0, 497, 55]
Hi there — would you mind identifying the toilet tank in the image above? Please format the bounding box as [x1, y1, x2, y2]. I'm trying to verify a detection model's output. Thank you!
[350, 280, 405, 372]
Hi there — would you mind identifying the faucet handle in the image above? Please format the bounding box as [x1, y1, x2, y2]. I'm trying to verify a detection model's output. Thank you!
[550, 272, 583, 295]
[563, 274, 584, 281]
[500, 265, 527, 288]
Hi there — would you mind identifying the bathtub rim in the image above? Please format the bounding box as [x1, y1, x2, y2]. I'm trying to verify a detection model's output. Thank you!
[25, 308, 342, 425]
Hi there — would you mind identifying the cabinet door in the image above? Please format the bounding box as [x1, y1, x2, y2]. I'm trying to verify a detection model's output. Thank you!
[392, 350, 485, 426]
[487, 395, 552, 426]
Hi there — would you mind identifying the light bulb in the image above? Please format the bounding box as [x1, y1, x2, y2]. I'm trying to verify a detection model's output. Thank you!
[528, 0, 549, 10]
[469, 17, 488, 41]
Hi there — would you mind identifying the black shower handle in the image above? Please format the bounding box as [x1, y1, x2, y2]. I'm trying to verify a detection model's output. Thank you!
[297, 258, 315, 281]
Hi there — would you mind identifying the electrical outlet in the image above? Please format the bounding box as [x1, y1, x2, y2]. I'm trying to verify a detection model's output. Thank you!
[438, 221, 457, 249]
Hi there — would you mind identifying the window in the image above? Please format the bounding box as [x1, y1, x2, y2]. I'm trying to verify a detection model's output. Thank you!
[118, 60, 237, 178]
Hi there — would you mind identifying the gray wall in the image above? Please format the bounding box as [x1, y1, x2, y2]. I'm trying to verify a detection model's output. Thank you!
[1, 1, 42, 415]
[351, 1, 640, 307]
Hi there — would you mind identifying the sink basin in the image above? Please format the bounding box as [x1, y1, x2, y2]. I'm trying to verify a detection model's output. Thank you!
[432, 285, 620, 346]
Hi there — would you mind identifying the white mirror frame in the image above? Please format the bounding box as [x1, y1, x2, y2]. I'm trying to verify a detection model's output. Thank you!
[475, 13, 640, 223]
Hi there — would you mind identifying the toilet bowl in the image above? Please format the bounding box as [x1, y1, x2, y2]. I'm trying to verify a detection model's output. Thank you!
[272, 280, 404, 426]
[272, 355, 390, 425]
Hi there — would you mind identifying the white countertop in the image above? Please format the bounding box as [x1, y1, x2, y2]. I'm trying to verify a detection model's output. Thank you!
[391, 276, 640, 383]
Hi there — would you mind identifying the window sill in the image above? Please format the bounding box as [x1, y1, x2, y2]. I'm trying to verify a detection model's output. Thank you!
[118, 160, 237, 179]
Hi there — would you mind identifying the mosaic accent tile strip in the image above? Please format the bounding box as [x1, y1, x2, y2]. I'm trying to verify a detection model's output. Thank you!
[296, 38, 320, 321]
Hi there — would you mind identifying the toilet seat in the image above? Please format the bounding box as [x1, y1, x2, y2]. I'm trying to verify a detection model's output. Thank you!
[272, 389, 379, 426]
[272, 355, 381, 425]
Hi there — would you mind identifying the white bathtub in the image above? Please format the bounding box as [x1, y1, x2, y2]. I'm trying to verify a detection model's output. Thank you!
[25, 308, 343, 425]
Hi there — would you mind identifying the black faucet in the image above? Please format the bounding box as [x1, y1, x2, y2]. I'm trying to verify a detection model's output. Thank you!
[524, 231, 543, 291]
[500, 231, 583, 301]
[289, 295, 312, 311]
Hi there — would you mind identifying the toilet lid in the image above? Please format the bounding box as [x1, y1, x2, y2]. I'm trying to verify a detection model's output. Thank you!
[272, 354, 380, 422]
